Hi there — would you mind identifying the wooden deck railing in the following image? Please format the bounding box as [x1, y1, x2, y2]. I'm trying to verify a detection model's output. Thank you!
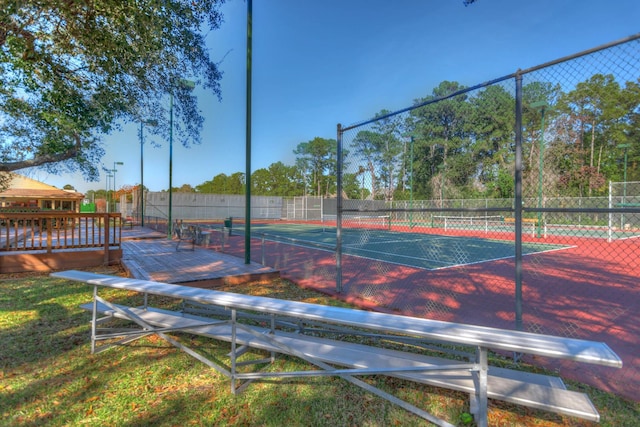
[0, 212, 123, 253]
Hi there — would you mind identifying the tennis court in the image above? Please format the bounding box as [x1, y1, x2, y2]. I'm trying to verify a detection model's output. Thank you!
[228, 222, 570, 270]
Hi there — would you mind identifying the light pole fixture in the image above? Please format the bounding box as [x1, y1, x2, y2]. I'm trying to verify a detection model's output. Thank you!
[140, 120, 157, 227]
[168, 78, 196, 239]
[531, 101, 548, 238]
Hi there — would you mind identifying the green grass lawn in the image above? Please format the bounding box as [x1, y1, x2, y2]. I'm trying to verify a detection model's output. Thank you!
[1, 267, 638, 426]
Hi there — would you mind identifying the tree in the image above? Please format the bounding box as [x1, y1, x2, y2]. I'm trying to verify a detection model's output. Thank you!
[251, 168, 272, 196]
[196, 172, 245, 195]
[195, 174, 227, 193]
[270, 161, 305, 196]
[211, 174, 231, 194]
[176, 184, 196, 193]
[411, 81, 471, 202]
[252, 161, 304, 196]
[343, 171, 368, 200]
[0, 1, 225, 182]
[559, 75, 622, 170]
[350, 113, 405, 202]
[293, 137, 337, 197]
[371, 110, 404, 201]
[352, 130, 383, 199]
[469, 84, 515, 194]
[227, 172, 246, 195]
[624, 80, 640, 182]
[555, 74, 639, 196]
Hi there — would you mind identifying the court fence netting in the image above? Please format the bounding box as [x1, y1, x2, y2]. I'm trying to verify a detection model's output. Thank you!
[125, 34, 640, 401]
[333, 33, 640, 400]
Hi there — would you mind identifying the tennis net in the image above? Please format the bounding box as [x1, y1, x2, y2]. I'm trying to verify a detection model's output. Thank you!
[322, 214, 391, 233]
[432, 215, 505, 231]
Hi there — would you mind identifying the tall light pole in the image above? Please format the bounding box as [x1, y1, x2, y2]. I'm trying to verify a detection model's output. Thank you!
[438, 162, 445, 207]
[531, 101, 547, 238]
[140, 120, 157, 227]
[618, 143, 630, 198]
[106, 173, 113, 213]
[140, 122, 145, 227]
[410, 136, 414, 227]
[168, 79, 195, 239]
[112, 161, 124, 213]
[435, 144, 446, 209]
[245, 0, 253, 264]
[168, 91, 174, 238]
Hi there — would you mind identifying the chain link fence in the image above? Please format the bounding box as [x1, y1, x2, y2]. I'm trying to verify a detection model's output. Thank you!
[334, 34, 640, 400]
[145, 35, 640, 400]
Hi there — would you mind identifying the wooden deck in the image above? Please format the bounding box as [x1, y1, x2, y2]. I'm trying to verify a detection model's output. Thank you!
[0, 213, 125, 273]
[120, 227, 279, 286]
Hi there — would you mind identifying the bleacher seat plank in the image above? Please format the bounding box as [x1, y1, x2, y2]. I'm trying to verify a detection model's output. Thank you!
[61, 270, 621, 368]
[80, 301, 600, 421]
[60, 270, 622, 425]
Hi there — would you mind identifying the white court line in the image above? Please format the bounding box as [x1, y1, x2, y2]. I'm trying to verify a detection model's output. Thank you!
[343, 238, 440, 248]
[342, 242, 576, 271]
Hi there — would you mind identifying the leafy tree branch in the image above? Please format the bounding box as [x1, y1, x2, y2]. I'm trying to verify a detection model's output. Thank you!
[0, 0, 226, 183]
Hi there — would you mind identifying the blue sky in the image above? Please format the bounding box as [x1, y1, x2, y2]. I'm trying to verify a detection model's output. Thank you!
[34, 0, 640, 193]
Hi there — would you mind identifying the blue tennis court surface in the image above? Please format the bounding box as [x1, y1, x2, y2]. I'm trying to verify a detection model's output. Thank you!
[230, 223, 569, 270]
